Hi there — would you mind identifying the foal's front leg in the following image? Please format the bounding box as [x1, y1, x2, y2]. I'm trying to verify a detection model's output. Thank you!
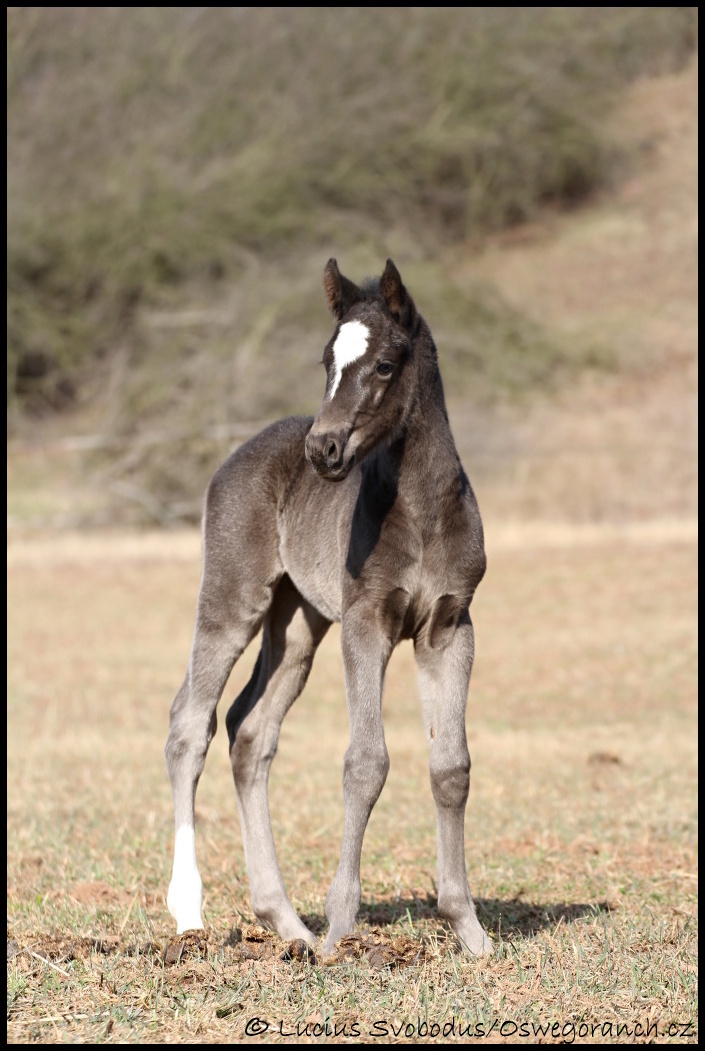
[322, 614, 391, 956]
[415, 615, 493, 955]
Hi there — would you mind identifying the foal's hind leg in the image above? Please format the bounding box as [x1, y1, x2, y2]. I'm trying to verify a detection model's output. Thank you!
[226, 575, 330, 946]
[415, 615, 493, 955]
[165, 564, 278, 933]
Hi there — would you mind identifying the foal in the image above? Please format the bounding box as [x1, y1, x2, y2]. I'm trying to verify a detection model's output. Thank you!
[165, 259, 492, 955]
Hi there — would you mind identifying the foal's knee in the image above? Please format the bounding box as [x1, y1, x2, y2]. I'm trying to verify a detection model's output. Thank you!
[343, 744, 390, 805]
[430, 746, 470, 810]
[230, 721, 278, 789]
[164, 681, 217, 781]
[164, 729, 185, 779]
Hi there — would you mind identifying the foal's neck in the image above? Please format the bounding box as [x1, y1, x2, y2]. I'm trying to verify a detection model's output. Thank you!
[371, 345, 464, 519]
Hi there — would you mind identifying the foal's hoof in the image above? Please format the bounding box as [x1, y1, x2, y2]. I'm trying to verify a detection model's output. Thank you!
[167, 880, 204, 936]
[172, 918, 205, 936]
[283, 923, 317, 951]
[171, 915, 205, 936]
[457, 926, 494, 956]
[320, 927, 348, 960]
[255, 908, 317, 950]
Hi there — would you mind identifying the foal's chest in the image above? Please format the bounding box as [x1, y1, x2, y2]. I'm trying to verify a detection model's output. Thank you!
[343, 505, 484, 646]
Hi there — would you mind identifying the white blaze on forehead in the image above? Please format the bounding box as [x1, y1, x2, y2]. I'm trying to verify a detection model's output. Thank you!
[329, 320, 370, 398]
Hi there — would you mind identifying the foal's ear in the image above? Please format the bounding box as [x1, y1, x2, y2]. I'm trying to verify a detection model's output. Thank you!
[380, 258, 418, 332]
[323, 259, 363, 320]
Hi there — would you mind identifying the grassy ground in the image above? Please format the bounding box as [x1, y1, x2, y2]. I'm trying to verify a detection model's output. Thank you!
[6, 524, 697, 1043]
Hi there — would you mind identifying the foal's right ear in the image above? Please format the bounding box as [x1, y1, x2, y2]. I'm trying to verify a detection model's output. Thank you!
[380, 258, 418, 332]
[323, 259, 363, 320]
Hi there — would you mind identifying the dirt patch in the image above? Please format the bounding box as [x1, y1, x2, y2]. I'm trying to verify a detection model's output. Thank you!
[328, 929, 429, 970]
[18, 855, 44, 874]
[158, 925, 430, 969]
[163, 929, 211, 966]
[10, 934, 170, 975]
[160, 925, 306, 967]
[69, 881, 133, 907]
[223, 924, 283, 963]
[20, 934, 118, 964]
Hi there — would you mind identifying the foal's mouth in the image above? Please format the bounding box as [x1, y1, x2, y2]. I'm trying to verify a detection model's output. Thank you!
[308, 452, 356, 482]
[305, 426, 357, 481]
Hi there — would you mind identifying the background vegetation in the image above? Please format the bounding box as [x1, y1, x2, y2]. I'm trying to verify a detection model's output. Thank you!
[6, 7, 698, 520]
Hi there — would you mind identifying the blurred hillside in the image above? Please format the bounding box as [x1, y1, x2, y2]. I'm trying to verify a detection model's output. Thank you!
[459, 52, 698, 523]
[6, 8, 698, 526]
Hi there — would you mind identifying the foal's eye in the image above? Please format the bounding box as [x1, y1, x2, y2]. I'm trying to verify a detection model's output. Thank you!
[376, 361, 394, 377]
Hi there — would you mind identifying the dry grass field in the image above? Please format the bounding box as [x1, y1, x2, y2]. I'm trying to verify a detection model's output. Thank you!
[6, 522, 697, 1043]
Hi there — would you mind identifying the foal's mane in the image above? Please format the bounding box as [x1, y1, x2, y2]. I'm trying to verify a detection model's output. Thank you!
[359, 275, 383, 299]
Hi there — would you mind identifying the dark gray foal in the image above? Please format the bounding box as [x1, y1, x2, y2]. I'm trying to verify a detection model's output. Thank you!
[165, 259, 492, 955]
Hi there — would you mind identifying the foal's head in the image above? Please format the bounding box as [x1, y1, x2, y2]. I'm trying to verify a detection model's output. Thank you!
[305, 258, 424, 481]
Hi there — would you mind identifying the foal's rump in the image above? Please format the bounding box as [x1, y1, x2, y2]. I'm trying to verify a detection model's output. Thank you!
[197, 416, 314, 635]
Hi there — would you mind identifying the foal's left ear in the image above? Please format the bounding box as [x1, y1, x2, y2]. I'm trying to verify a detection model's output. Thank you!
[380, 258, 418, 332]
[323, 258, 363, 320]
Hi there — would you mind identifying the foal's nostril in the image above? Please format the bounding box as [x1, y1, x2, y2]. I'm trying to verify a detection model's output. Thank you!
[325, 440, 344, 469]
[306, 429, 345, 475]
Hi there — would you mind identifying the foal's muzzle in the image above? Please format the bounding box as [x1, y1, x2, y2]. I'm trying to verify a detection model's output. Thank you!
[305, 428, 354, 481]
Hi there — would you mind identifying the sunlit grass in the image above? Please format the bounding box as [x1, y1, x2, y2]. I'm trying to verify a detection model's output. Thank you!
[6, 529, 697, 1042]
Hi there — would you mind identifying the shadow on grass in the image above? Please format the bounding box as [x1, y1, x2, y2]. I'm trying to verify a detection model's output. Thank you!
[300, 896, 613, 940]
[476, 898, 613, 939]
